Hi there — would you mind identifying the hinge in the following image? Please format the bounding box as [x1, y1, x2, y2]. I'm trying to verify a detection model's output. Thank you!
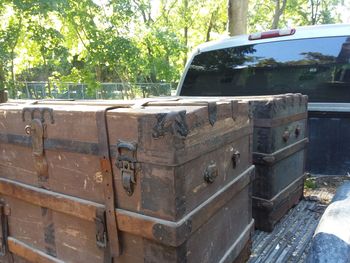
[0, 202, 10, 257]
[115, 140, 137, 196]
[232, 150, 241, 169]
[95, 210, 107, 248]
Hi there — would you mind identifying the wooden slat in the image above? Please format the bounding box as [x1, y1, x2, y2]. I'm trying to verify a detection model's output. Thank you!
[252, 175, 305, 209]
[0, 166, 254, 247]
[0, 133, 99, 155]
[116, 165, 255, 247]
[252, 138, 308, 165]
[8, 237, 64, 263]
[254, 112, 308, 128]
[0, 178, 103, 222]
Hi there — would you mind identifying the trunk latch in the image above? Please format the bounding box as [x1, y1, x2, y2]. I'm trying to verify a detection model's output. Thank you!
[0, 202, 10, 257]
[116, 141, 138, 196]
[22, 108, 54, 182]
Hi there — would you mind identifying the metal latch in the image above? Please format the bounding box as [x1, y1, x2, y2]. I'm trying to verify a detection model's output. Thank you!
[25, 119, 45, 156]
[232, 150, 241, 169]
[22, 108, 54, 181]
[0, 202, 10, 257]
[95, 210, 107, 248]
[204, 162, 218, 183]
[282, 129, 290, 142]
[115, 140, 137, 196]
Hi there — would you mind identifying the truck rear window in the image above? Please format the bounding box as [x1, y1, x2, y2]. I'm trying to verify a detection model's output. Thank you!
[180, 36, 350, 103]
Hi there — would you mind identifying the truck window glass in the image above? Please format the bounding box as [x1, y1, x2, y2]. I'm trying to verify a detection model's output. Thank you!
[180, 36, 350, 103]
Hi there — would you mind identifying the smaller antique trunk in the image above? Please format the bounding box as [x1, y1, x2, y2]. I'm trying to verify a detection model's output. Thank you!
[0, 98, 254, 263]
[236, 94, 308, 231]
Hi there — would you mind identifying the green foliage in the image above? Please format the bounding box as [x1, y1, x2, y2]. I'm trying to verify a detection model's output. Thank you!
[249, 0, 343, 31]
[0, 0, 347, 98]
[305, 177, 317, 189]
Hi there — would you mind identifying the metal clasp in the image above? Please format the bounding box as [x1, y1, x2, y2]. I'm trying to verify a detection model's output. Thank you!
[232, 150, 241, 169]
[22, 107, 54, 157]
[204, 162, 218, 184]
[95, 210, 107, 248]
[115, 140, 137, 196]
[295, 125, 301, 138]
[283, 129, 290, 142]
[22, 108, 53, 182]
[0, 202, 10, 257]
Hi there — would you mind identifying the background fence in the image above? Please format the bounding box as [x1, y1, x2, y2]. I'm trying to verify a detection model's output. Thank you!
[11, 82, 176, 100]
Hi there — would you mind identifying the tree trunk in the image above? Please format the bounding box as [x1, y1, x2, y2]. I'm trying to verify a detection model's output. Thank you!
[0, 90, 8, 103]
[0, 63, 5, 91]
[10, 49, 16, 96]
[227, 0, 249, 36]
[183, 26, 188, 66]
[206, 12, 215, 42]
[310, 0, 320, 25]
[271, 0, 287, 29]
[44, 62, 52, 98]
[183, 0, 189, 66]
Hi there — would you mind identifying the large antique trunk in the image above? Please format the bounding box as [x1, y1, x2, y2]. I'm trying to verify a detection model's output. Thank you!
[0, 98, 254, 263]
[236, 94, 308, 232]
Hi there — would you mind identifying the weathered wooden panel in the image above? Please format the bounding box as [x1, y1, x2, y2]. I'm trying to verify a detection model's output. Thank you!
[0, 98, 253, 262]
[253, 147, 306, 199]
[252, 176, 304, 232]
[234, 94, 308, 231]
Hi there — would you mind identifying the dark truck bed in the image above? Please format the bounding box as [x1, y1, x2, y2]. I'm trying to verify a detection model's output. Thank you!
[249, 176, 350, 262]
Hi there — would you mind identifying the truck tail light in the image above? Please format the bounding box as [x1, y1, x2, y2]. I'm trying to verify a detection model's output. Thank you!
[248, 28, 296, 40]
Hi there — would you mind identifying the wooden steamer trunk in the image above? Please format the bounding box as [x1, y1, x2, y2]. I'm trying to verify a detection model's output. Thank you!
[239, 94, 308, 232]
[0, 98, 254, 263]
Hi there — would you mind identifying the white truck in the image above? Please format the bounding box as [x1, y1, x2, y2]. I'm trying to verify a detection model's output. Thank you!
[176, 24, 350, 262]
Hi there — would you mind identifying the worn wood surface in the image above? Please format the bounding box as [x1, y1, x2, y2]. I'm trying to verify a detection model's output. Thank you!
[232, 94, 308, 231]
[253, 176, 304, 231]
[0, 98, 253, 262]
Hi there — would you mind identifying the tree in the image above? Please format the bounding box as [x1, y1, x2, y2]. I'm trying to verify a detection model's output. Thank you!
[0, 0, 347, 99]
[271, 0, 288, 29]
[228, 0, 249, 36]
[0, 4, 23, 95]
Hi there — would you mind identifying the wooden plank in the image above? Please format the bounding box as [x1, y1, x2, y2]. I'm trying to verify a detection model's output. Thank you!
[0, 166, 254, 247]
[0, 133, 99, 155]
[254, 112, 308, 128]
[252, 138, 308, 165]
[252, 175, 305, 209]
[8, 237, 64, 263]
[0, 143, 105, 204]
[0, 178, 103, 222]
[115, 165, 254, 247]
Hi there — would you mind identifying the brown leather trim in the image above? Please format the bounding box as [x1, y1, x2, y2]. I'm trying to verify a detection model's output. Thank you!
[96, 109, 121, 258]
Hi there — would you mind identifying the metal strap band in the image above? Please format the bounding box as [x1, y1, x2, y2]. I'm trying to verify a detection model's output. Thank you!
[252, 175, 305, 209]
[253, 138, 308, 165]
[0, 124, 253, 167]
